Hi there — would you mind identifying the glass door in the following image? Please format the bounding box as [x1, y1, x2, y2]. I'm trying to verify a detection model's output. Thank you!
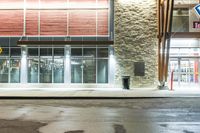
[83, 58, 96, 83]
[169, 58, 199, 88]
[71, 58, 96, 83]
[10, 59, 20, 83]
[39, 57, 53, 83]
[71, 58, 82, 83]
[180, 60, 192, 84]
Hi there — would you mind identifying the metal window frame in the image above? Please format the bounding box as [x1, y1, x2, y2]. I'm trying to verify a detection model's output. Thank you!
[70, 46, 109, 84]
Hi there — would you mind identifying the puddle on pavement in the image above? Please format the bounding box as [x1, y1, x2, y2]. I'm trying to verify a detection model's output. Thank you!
[0, 119, 46, 133]
[65, 130, 84, 133]
[183, 130, 194, 133]
[113, 124, 126, 133]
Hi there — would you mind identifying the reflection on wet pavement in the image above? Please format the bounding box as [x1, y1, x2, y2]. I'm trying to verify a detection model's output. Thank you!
[65, 130, 84, 133]
[113, 124, 126, 133]
[0, 99, 199, 133]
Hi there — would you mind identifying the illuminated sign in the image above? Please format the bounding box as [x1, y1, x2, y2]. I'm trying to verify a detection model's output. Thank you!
[194, 4, 200, 16]
[193, 21, 200, 28]
[0, 48, 2, 54]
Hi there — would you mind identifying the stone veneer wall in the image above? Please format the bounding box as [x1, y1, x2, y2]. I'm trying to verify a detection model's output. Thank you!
[114, 0, 158, 88]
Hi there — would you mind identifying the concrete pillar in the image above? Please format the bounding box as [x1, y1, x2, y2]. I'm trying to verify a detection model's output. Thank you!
[108, 45, 115, 84]
[64, 45, 71, 83]
[20, 46, 27, 83]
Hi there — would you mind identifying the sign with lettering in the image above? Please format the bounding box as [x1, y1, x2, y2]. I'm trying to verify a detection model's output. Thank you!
[0, 48, 2, 54]
[194, 4, 200, 16]
[193, 21, 200, 28]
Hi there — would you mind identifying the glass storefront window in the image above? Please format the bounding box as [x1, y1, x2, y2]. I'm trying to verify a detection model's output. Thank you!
[54, 59, 64, 83]
[71, 48, 82, 56]
[83, 48, 96, 58]
[71, 58, 82, 83]
[10, 59, 20, 83]
[83, 59, 96, 83]
[0, 59, 9, 83]
[40, 58, 52, 83]
[172, 9, 189, 32]
[28, 59, 39, 83]
[97, 59, 108, 83]
[170, 47, 200, 57]
[170, 48, 179, 56]
[54, 48, 64, 56]
[0, 48, 9, 57]
[0, 46, 110, 84]
[11, 48, 21, 57]
[40, 48, 52, 56]
[71, 47, 109, 84]
[28, 48, 38, 57]
[97, 48, 108, 58]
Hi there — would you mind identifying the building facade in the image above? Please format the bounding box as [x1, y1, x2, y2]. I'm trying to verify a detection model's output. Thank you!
[5, 0, 199, 88]
[168, 0, 200, 88]
[0, 0, 158, 88]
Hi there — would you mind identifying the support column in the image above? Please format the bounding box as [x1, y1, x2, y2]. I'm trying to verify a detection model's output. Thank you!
[108, 45, 115, 84]
[64, 45, 71, 83]
[20, 46, 27, 83]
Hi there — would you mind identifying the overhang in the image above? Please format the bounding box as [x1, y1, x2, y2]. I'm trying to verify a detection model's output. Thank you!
[170, 32, 200, 38]
[17, 40, 114, 46]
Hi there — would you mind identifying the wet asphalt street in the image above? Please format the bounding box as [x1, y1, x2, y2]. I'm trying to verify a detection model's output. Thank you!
[0, 98, 200, 133]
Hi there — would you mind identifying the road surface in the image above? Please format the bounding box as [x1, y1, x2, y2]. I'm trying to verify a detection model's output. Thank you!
[0, 98, 200, 133]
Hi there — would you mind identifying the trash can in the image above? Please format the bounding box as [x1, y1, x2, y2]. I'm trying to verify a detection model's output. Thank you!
[122, 76, 130, 90]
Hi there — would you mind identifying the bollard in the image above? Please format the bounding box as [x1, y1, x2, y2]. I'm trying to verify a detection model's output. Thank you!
[170, 70, 174, 91]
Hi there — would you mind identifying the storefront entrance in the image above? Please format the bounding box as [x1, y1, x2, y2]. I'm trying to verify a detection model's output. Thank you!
[169, 58, 199, 88]
[71, 47, 108, 84]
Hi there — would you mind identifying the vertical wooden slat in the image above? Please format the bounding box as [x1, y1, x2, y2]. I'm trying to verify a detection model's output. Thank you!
[164, 0, 174, 81]
[162, 0, 170, 82]
[157, 0, 161, 81]
[158, 0, 174, 84]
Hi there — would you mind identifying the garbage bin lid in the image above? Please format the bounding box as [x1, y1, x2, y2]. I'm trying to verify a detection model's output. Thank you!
[122, 75, 130, 77]
[122, 76, 130, 78]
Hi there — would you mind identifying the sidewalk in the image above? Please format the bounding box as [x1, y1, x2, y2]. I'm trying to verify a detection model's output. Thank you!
[0, 87, 200, 98]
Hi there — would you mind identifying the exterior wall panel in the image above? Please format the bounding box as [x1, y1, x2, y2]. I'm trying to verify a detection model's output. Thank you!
[98, 0, 108, 7]
[0, 0, 24, 8]
[26, 0, 39, 8]
[69, 0, 96, 8]
[0, 0, 109, 36]
[40, 10, 68, 35]
[69, 11, 96, 35]
[26, 10, 38, 35]
[97, 10, 108, 35]
[0, 10, 23, 35]
[40, 0, 67, 8]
